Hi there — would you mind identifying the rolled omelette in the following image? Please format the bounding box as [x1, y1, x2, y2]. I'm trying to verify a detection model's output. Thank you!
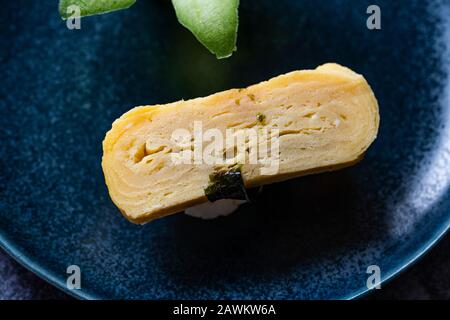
[102, 63, 380, 224]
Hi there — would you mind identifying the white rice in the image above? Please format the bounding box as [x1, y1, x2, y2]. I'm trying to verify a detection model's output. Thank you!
[184, 199, 246, 220]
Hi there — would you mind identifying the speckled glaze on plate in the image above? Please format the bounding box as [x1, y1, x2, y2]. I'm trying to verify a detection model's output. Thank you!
[1, 0, 449, 300]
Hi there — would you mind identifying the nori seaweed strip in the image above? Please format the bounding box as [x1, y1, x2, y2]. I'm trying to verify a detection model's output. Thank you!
[205, 166, 249, 202]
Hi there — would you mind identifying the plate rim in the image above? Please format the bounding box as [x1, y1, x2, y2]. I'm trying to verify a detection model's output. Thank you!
[1, 217, 449, 300]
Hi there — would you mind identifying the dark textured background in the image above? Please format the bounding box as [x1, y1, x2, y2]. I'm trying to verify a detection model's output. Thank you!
[0, 232, 449, 299]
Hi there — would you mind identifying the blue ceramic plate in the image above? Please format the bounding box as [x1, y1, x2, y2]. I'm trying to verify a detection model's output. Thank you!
[1, 0, 450, 300]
